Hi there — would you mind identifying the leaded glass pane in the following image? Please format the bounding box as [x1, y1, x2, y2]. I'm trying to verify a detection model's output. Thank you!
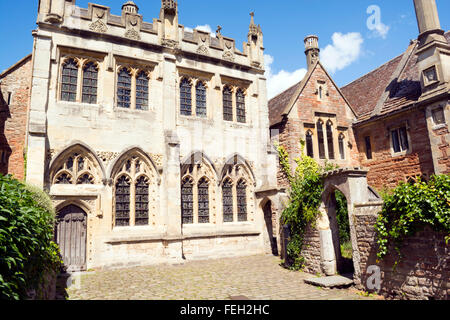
[77, 174, 94, 185]
[82, 62, 98, 104]
[306, 132, 314, 158]
[180, 78, 192, 116]
[399, 127, 409, 151]
[136, 71, 149, 111]
[61, 59, 78, 102]
[392, 130, 400, 153]
[327, 122, 335, 160]
[339, 135, 345, 160]
[237, 180, 247, 222]
[196, 82, 207, 117]
[181, 179, 193, 224]
[135, 176, 149, 226]
[317, 121, 326, 159]
[236, 89, 246, 123]
[198, 178, 209, 224]
[223, 86, 233, 121]
[222, 180, 233, 222]
[117, 68, 132, 109]
[115, 176, 130, 227]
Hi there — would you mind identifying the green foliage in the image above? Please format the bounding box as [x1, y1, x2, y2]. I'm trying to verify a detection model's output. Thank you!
[0, 174, 61, 300]
[374, 174, 450, 261]
[276, 141, 337, 270]
[335, 190, 350, 244]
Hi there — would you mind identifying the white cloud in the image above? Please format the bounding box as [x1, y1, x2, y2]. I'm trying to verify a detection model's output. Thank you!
[264, 54, 307, 99]
[371, 22, 390, 39]
[184, 24, 216, 38]
[320, 32, 364, 74]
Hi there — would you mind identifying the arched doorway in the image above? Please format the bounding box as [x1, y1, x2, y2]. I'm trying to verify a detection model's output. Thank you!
[55, 205, 87, 272]
[263, 200, 278, 256]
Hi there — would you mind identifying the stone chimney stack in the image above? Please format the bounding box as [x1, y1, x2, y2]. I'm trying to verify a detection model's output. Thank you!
[413, 0, 447, 47]
[160, 0, 179, 43]
[304, 35, 320, 70]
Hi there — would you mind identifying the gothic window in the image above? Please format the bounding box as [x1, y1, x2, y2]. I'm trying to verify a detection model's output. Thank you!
[223, 86, 233, 121]
[237, 180, 247, 222]
[317, 121, 326, 159]
[61, 59, 78, 102]
[197, 178, 210, 224]
[236, 89, 246, 123]
[339, 134, 345, 160]
[365, 136, 372, 160]
[55, 173, 72, 185]
[136, 71, 149, 111]
[77, 174, 94, 185]
[117, 68, 132, 108]
[222, 179, 233, 223]
[391, 127, 409, 153]
[135, 176, 149, 226]
[306, 131, 314, 158]
[52, 151, 99, 186]
[115, 176, 131, 227]
[82, 62, 98, 104]
[196, 82, 207, 117]
[326, 121, 335, 160]
[181, 178, 194, 224]
[180, 78, 192, 116]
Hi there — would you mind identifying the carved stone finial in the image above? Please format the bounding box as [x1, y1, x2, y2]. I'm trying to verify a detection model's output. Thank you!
[122, 1, 139, 14]
[162, 0, 177, 14]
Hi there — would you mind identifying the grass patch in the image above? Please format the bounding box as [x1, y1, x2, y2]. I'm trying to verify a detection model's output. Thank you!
[340, 241, 352, 259]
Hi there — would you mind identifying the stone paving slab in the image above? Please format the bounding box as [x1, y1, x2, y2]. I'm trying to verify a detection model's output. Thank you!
[304, 275, 354, 288]
[66, 255, 377, 300]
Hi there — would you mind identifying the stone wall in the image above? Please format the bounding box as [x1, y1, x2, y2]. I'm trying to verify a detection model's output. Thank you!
[354, 211, 449, 300]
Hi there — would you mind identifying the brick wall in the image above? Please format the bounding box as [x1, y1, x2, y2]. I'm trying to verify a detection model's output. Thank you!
[354, 109, 435, 191]
[354, 213, 449, 300]
[0, 56, 31, 180]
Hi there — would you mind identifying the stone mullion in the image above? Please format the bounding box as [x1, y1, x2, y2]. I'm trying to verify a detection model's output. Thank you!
[193, 183, 199, 224]
[232, 87, 237, 122]
[76, 58, 86, 103]
[232, 181, 238, 222]
[191, 79, 196, 116]
[131, 68, 138, 110]
[130, 160, 136, 226]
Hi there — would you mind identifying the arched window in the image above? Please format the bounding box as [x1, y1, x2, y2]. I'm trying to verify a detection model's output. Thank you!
[196, 82, 207, 117]
[136, 71, 149, 111]
[237, 180, 247, 222]
[53, 151, 99, 186]
[82, 62, 98, 104]
[117, 68, 132, 108]
[135, 176, 149, 226]
[339, 134, 345, 160]
[327, 121, 335, 160]
[180, 78, 192, 116]
[181, 178, 194, 224]
[223, 86, 233, 121]
[115, 176, 131, 227]
[222, 179, 233, 222]
[197, 178, 210, 224]
[317, 121, 326, 159]
[306, 131, 314, 158]
[61, 59, 78, 102]
[236, 89, 246, 123]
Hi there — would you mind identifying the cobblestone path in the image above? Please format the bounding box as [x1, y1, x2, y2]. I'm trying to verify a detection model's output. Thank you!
[67, 255, 376, 300]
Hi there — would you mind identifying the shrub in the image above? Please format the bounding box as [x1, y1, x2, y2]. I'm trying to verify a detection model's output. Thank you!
[374, 174, 450, 261]
[0, 174, 61, 300]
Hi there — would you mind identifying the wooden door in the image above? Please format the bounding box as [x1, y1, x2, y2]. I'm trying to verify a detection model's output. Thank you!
[55, 205, 87, 272]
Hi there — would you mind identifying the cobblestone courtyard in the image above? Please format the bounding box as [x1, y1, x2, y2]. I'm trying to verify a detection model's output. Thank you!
[67, 255, 376, 300]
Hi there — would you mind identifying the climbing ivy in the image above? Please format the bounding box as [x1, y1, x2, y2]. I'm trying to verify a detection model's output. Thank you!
[277, 141, 337, 270]
[374, 174, 450, 262]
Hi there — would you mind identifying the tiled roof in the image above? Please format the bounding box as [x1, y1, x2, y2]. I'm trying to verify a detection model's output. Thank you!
[268, 81, 303, 127]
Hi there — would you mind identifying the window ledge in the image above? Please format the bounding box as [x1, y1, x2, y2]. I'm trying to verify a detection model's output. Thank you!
[432, 123, 447, 130]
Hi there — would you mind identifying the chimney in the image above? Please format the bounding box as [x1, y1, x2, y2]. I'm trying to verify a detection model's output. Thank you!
[304, 35, 319, 70]
[413, 0, 446, 47]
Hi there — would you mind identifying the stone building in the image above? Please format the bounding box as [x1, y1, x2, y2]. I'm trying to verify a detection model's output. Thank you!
[25, 0, 281, 271]
[0, 54, 32, 180]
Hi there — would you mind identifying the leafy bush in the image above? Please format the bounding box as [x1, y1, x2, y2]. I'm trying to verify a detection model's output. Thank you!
[277, 141, 337, 270]
[0, 174, 61, 300]
[375, 174, 450, 261]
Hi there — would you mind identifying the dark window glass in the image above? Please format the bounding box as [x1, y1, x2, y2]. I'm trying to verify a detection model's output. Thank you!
[198, 178, 210, 224]
[82, 62, 98, 104]
[117, 68, 132, 108]
[136, 71, 149, 111]
[7, 92, 12, 105]
[306, 132, 314, 158]
[432, 108, 445, 125]
[317, 121, 326, 159]
[135, 176, 149, 226]
[236, 89, 246, 123]
[392, 130, 400, 153]
[392, 127, 409, 153]
[180, 78, 192, 116]
[222, 179, 233, 222]
[61, 59, 78, 102]
[115, 176, 131, 227]
[223, 86, 233, 121]
[237, 180, 247, 222]
[196, 82, 207, 117]
[365, 136, 372, 159]
[181, 178, 194, 224]
[399, 127, 409, 151]
[77, 174, 94, 185]
[326, 122, 335, 160]
[339, 135, 345, 160]
[55, 173, 72, 185]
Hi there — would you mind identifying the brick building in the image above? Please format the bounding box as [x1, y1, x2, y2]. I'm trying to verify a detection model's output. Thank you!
[0, 54, 32, 180]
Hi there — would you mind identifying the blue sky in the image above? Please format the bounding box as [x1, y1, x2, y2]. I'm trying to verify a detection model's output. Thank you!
[1, 0, 449, 98]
